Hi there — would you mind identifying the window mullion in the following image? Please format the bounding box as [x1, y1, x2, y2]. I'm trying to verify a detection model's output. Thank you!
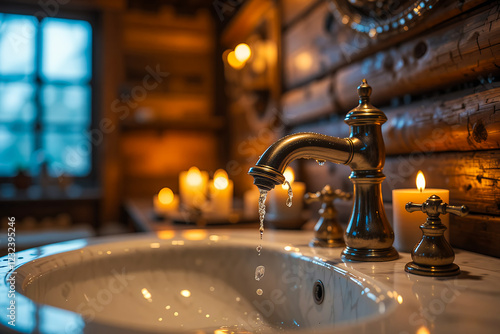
[34, 16, 43, 155]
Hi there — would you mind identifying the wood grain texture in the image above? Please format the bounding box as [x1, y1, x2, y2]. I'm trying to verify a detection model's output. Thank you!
[335, 1, 500, 109]
[451, 214, 500, 258]
[282, 0, 487, 89]
[282, 76, 335, 124]
[384, 86, 500, 154]
[290, 85, 500, 153]
[383, 150, 500, 215]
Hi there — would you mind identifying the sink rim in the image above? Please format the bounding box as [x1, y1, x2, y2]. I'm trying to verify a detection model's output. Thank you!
[0, 230, 399, 334]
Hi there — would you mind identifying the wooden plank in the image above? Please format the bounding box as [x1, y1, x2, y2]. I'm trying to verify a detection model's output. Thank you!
[290, 85, 500, 153]
[451, 214, 500, 258]
[283, 1, 345, 89]
[383, 150, 500, 216]
[124, 52, 214, 95]
[123, 27, 213, 55]
[335, 2, 500, 110]
[281, 0, 321, 28]
[123, 7, 213, 32]
[383, 86, 500, 154]
[221, 0, 273, 47]
[282, 76, 335, 124]
[282, 0, 486, 89]
[121, 131, 218, 178]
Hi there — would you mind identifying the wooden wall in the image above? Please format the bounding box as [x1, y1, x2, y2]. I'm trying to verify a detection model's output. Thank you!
[117, 7, 222, 199]
[280, 0, 500, 257]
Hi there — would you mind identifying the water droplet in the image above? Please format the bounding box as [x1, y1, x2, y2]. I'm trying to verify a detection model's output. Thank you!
[256, 288, 263, 296]
[316, 160, 326, 166]
[256, 244, 262, 255]
[255, 265, 265, 281]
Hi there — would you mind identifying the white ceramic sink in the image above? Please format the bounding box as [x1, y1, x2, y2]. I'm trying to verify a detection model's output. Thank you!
[0, 230, 397, 334]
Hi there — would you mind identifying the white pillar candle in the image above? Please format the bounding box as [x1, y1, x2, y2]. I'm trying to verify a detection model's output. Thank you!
[209, 169, 233, 218]
[267, 167, 305, 224]
[393, 171, 449, 253]
[153, 187, 179, 216]
[179, 166, 208, 209]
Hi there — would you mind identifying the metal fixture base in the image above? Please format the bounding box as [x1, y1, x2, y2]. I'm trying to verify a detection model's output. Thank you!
[309, 238, 344, 248]
[341, 246, 399, 262]
[405, 262, 460, 277]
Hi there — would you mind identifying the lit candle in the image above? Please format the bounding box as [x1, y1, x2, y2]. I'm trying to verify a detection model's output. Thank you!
[153, 187, 179, 216]
[267, 167, 306, 226]
[179, 166, 208, 209]
[209, 169, 233, 217]
[392, 171, 449, 253]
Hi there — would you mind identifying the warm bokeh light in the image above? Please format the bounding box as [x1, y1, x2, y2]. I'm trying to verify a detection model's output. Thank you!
[156, 230, 175, 240]
[214, 169, 229, 190]
[416, 170, 425, 192]
[180, 289, 191, 298]
[294, 51, 313, 71]
[158, 187, 174, 205]
[182, 230, 207, 240]
[227, 51, 245, 69]
[141, 288, 152, 302]
[186, 166, 203, 186]
[282, 167, 295, 189]
[416, 326, 430, 334]
[234, 43, 251, 62]
[397, 295, 403, 304]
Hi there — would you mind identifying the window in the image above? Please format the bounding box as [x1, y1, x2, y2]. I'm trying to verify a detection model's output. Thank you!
[0, 13, 92, 178]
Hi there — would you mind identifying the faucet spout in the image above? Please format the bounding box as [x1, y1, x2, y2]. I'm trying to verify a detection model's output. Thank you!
[248, 79, 398, 262]
[248, 133, 353, 191]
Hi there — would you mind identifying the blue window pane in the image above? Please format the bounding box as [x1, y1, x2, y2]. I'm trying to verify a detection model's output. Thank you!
[41, 18, 92, 82]
[0, 82, 36, 123]
[42, 84, 91, 125]
[0, 14, 37, 77]
[0, 127, 33, 176]
[43, 132, 90, 176]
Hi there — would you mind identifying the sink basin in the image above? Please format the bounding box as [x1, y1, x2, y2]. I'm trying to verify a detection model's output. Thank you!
[0, 230, 397, 333]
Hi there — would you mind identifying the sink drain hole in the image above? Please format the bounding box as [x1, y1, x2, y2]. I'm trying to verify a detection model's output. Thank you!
[313, 280, 325, 305]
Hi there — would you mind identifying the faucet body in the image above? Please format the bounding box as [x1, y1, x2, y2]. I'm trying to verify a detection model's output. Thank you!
[249, 80, 398, 261]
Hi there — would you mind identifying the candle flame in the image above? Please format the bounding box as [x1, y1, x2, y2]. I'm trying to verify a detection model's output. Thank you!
[416, 170, 425, 192]
[213, 169, 229, 190]
[186, 166, 203, 186]
[158, 187, 174, 205]
[282, 167, 295, 189]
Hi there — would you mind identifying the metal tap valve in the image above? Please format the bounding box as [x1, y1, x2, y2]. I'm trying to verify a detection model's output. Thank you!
[404, 194, 469, 276]
[305, 185, 352, 248]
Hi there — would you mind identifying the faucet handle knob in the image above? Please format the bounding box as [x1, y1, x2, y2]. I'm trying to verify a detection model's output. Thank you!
[405, 194, 469, 218]
[357, 78, 372, 100]
[304, 185, 351, 204]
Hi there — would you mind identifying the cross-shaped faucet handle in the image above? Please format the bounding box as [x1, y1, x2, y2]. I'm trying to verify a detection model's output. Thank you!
[305, 185, 351, 205]
[405, 194, 469, 218]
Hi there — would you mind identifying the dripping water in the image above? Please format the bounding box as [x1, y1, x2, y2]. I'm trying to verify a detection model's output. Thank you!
[257, 189, 267, 256]
[283, 180, 293, 207]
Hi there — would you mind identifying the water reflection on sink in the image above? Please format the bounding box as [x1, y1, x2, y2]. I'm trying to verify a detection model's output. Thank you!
[1, 231, 397, 333]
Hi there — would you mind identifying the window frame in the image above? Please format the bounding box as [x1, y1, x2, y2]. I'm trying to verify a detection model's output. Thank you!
[0, 3, 101, 187]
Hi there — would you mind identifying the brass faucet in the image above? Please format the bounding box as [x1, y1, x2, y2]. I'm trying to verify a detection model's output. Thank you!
[248, 79, 398, 261]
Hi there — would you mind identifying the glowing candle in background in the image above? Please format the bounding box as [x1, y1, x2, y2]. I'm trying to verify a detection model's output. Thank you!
[209, 169, 233, 217]
[392, 171, 449, 253]
[153, 187, 179, 216]
[267, 167, 305, 227]
[179, 166, 208, 209]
